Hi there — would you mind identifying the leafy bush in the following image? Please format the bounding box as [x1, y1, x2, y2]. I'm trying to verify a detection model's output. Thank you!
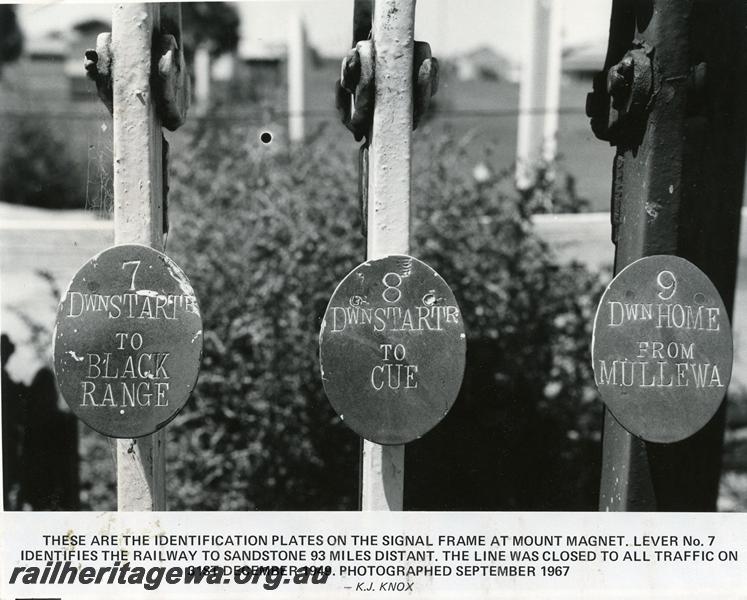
[521, 158, 590, 214]
[160, 121, 604, 510]
[406, 133, 602, 509]
[0, 116, 81, 209]
[165, 120, 363, 509]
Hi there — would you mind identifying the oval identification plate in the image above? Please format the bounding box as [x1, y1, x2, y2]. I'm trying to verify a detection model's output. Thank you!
[319, 255, 466, 445]
[53, 244, 203, 438]
[592, 255, 732, 443]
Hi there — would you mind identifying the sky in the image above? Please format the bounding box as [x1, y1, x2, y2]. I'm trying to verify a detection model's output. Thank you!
[16, 0, 613, 60]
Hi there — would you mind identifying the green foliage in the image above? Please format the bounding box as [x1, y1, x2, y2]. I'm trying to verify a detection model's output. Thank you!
[163, 121, 604, 510]
[166, 122, 362, 509]
[78, 424, 115, 511]
[522, 158, 590, 214]
[0, 116, 81, 209]
[721, 389, 747, 511]
[412, 132, 600, 429]
[405, 131, 602, 509]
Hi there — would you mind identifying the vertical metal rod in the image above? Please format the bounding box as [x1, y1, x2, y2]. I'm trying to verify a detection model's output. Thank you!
[599, 0, 746, 511]
[288, 12, 307, 143]
[111, 3, 166, 511]
[360, 0, 416, 511]
[516, 0, 563, 190]
[600, 0, 689, 512]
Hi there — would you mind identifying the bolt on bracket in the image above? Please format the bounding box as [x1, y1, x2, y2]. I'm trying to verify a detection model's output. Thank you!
[335, 40, 439, 141]
[84, 27, 189, 131]
[587, 41, 654, 146]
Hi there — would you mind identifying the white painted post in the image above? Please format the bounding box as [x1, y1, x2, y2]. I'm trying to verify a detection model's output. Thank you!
[360, 0, 416, 512]
[194, 44, 211, 115]
[111, 3, 166, 511]
[516, 0, 563, 190]
[542, 0, 562, 165]
[288, 12, 307, 143]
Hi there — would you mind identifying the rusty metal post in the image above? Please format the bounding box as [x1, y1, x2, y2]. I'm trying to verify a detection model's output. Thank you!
[590, 0, 747, 510]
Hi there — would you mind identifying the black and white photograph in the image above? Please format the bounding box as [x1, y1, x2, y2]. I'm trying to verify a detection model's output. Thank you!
[1, 0, 746, 597]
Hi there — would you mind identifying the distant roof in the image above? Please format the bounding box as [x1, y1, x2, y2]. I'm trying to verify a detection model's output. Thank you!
[563, 42, 605, 73]
[453, 44, 519, 82]
[461, 45, 515, 65]
[72, 19, 111, 34]
[26, 34, 67, 58]
[238, 41, 286, 61]
[24, 19, 112, 61]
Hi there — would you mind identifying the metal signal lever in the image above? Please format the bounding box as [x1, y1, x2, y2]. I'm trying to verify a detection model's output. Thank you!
[335, 0, 439, 237]
[589, 0, 746, 511]
[83, 4, 190, 238]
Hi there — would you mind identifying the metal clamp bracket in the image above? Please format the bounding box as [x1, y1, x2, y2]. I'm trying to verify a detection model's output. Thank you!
[586, 41, 654, 146]
[83, 9, 189, 237]
[335, 40, 439, 141]
[84, 18, 189, 132]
